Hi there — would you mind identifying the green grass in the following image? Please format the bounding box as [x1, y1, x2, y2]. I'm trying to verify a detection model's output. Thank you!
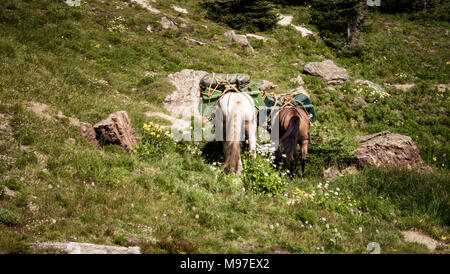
[0, 0, 448, 254]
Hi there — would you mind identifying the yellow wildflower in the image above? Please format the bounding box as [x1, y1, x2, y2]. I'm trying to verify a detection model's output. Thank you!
[157, 134, 160, 138]
[442, 236, 447, 241]
[433, 157, 437, 161]
[95, 44, 100, 48]
[165, 131, 170, 135]
[151, 132, 156, 136]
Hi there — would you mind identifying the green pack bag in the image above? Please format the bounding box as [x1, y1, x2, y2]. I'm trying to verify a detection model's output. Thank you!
[199, 80, 265, 118]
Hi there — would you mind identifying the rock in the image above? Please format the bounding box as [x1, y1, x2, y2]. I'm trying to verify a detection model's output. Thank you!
[323, 166, 342, 181]
[183, 37, 205, 46]
[0, 113, 13, 134]
[2, 186, 17, 198]
[436, 84, 449, 93]
[93, 111, 138, 153]
[304, 59, 349, 85]
[290, 75, 304, 86]
[355, 79, 385, 93]
[401, 230, 445, 251]
[353, 131, 432, 172]
[390, 83, 415, 91]
[78, 122, 99, 146]
[131, 0, 160, 14]
[224, 30, 254, 52]
[246, 34, 268, 42]
[27, 202, 39, 213]
[171, 4, 188, 14]
[25, 101, 54, 120]
[32, 242, 141, 254]
[64, 0, 80, 7]
[161, 16, 178, 30]
[257, 80, 278, 92]
[277, 14, 293, 26]
[292, 25, 314, 37]
[163, 70, 208, 123]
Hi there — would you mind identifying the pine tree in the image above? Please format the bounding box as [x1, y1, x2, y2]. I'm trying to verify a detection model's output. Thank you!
[308, 0, 367, 46]
[201, 0, 278, 32]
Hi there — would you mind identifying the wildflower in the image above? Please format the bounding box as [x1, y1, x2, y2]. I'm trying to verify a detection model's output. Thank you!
[230, 229, 234, 233]
[442, 236, 447, 241]
[151, 132, 156, 136]
[95, 44, 100, 48]
[157, 134, 160, 138]
[433, 157, 437, 161]
[195, 214, 199, 219]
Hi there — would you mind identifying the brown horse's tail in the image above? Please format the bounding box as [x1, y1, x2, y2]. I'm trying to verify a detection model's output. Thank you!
[280, 116, 300, 145]
[279, 116, 300, 177]
[223, 109, 242, 173]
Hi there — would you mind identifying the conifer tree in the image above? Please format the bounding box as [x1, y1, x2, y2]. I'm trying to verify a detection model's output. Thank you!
[201, 0, 278, 32]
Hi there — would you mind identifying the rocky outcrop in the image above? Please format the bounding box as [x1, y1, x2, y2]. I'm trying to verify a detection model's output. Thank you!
[304, 60, 349, 85]
[161, 16, 178, 30]
[224, 30, 254, 52]
[353, 131, 432, 172]
[32, 242, 141, 254]
[131, 0, 160, 14]
[171, 4, 188, 14]
[246, 34, 268, 42]
[355, 79, 385, 93]
[257, 80, 278, 93]
[93, 111, 138, 153]
[163, 69, 208, 122]
[277, 14, 314, 37]
[292, 25, 314, 37]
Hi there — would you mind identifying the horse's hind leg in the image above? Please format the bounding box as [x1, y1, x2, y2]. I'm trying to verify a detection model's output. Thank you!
[300, 140, 308, 177]
[245, 119, 257, 159]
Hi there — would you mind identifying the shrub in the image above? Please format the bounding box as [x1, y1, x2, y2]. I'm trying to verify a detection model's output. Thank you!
[3, 178, 22, 191]
[295, 208, 319, 225]
[134, 122, 174, 160]
[0, 208, 20, 226]
[242, 153, 287, 197]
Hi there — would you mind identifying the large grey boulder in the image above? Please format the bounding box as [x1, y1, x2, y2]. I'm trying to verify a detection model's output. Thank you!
[161, 16, 178, 30]
[32, 242, 141, 254]
[353, 131, 432, 172]
[93, 111, 138, 153]
[224, 30, 254, 52]
[163, 69, 209, 121]
[304, 59, 349, 84]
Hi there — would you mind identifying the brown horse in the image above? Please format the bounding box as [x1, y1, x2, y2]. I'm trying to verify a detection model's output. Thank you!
[274, 107, 310, 178]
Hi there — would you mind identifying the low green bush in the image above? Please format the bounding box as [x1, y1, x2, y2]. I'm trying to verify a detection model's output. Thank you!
[242, 153, 287, 197]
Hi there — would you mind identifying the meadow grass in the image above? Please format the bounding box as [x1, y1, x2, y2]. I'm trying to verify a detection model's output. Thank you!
[0, 0, 448, 253]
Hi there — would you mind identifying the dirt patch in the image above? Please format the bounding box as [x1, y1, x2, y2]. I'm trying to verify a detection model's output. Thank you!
[401, 230, 447, 251]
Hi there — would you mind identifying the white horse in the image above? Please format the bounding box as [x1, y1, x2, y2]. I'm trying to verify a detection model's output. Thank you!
[214, 92, 257, 174]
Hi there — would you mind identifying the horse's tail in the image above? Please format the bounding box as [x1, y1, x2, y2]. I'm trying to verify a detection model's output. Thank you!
[224, 105, 242, 173]
[279, 116, 300, 145]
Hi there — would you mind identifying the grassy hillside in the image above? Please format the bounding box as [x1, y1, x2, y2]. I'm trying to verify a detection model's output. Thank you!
[0, 0, 448, 254]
